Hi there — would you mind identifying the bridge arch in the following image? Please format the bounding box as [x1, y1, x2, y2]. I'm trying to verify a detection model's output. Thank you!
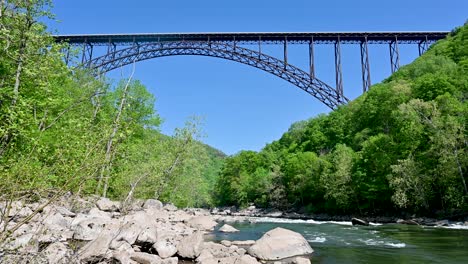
[87, 41, 348, 109]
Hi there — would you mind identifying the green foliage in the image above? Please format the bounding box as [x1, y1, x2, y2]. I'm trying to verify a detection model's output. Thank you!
[0, 1, 226, 210]
[214, 23, 468, 216]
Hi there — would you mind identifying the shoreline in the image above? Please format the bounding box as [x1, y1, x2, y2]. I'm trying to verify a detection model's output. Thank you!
[209, 206, 468, 228]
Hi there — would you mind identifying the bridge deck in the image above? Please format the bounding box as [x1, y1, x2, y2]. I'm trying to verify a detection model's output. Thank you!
[54, 31, 449, 46]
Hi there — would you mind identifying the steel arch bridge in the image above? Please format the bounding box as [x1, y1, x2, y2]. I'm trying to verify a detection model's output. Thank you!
[54, 31, 448, 109]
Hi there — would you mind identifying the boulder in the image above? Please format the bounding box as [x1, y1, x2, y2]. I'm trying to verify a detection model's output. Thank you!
[143, 199, 163, 210]
[218, 224, 239, 233]
[154, 240, 177, 258]
[43, 242, 71, 263]
[137, 226, 158, 244]
[201, 242, 241, 258]
[96, 197, 120, 212]
[112, 241, 135, 264]
[110, 221, 143, 248]
[351, 218, 369, 226]
[231, 240, 255, 246]
[131, 252, 162, 264]
[293, 256, 312, 264]
[186, 215, 218, 231]
[397, 219, 419, 225]
[248, 227, 313, 261]
[78, 221, 120, 262]
[161, 257, 178, 264]
[164, 203, 178, 212]
[237, 255, 261, 264]
[72, 216, 111, 241]
[43, 213, 70, 230]
[435, 220, 450, 227]
[177, 231, 204, 258]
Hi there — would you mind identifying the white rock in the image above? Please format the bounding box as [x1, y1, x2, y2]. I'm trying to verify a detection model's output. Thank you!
[293, 256, 312, 264]
[131, 252, 162, 264]
[248, 227, 313, 261]
[177, 231, 204, 258]
[231, 240, 255, 246]
[137, 226, 158, 244]
[43, 242, 71, 263]
[237, 254, 260, 264]
[154, 240, 177, 258]
[218, 224, 239, 233]
[161, 257, 178, 264]
[186, 216, 218, 231]
[72, 216, 111, 241]
[78, 221, 120, 262]
[96, 197, 120, 212]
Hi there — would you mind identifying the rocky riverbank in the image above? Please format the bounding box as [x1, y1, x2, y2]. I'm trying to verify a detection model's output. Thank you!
[0, 196, 313, 264]
[210, 205, 468, 227]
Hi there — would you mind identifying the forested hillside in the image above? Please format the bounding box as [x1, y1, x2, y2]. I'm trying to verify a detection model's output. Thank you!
[0, 0, 224, 208]
[215, 24, 468, 216]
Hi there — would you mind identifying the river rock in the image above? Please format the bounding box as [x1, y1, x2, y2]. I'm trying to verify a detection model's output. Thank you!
[143, 199, 163, 210]
[164, 203, 178, 212]
[186, 215, 218, 231]
[293, 256, 312, 264]
[248, 227, 313, 261]
[72, 216, 111, 241]
[43, 242, 71, 263]
[137, 226, 159, 244]
[435, 220, 450, 226]
[96, 197, 120, 212]
[154, 240, 177, 258]
[177, 231, 204, 258]
[397, 219, 419, 225]
[231, 240, 256, 246]
[218, 224, 239, 233]
[351, 218, 369, 226]
[78, 227, 115, 262]
[131, 252, 162, 264]
[161, 257, 178, 264]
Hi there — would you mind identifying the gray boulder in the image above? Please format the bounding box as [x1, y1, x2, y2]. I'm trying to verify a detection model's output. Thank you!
[78, 221, 120, 262]
[154, 240, 177, 258]
[248, 227, 313, 261]
[137, 226, 158, 244]
[186, 216, 218, 231]
[43, 242, 71, 263]
[143, 199, 163, 210]
[96, 197, 120, 212]
[131, 252, 161, 264]
[177, 231, 204, 258]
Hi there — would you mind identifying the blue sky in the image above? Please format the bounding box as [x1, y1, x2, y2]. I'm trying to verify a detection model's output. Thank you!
[47, 0, 467, 155]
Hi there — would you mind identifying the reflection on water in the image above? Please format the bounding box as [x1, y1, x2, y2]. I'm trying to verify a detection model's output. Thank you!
[206, 219, 468, 264]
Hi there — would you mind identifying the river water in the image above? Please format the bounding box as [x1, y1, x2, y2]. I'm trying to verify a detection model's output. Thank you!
[206, 217, 468, 264]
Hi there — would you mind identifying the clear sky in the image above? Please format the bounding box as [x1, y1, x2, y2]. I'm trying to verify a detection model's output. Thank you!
[47, 0, 467, 155]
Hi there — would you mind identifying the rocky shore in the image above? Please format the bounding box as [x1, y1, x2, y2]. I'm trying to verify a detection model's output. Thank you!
[210, 205, 468, 227]
[0, 197, 313, 264]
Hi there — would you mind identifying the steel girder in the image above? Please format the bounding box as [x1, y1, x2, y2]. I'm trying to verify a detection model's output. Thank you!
[86, 41, 348, 109]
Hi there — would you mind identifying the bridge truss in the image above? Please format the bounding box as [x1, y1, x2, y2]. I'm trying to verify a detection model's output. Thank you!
[55, 31, 448, 109]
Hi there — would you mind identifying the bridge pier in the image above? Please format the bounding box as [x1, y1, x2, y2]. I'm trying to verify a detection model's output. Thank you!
[309, 37, 315, 78]
[334, 36, 344, 96]
[284, 37, 288, 68]
[389, 36, 400, 73]
[360, 36, 371, 93]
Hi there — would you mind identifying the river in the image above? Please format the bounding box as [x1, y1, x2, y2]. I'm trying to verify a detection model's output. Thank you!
[206, 217, 468, 264]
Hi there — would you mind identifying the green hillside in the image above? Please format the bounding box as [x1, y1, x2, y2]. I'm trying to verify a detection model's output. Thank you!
[214, 24, 468, 216]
